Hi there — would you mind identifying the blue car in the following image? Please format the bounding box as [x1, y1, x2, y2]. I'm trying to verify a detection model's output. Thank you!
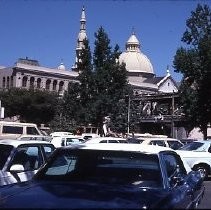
[0, 144, 205, 209]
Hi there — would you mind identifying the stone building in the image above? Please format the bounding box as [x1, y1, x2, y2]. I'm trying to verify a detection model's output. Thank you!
[0, 6, 178, 96]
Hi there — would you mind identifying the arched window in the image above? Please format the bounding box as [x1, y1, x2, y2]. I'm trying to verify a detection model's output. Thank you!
[46, 79, 51, 90]
[22, 76, 28, 87]
[59, 81, 64, 92]
[37, 78, 41, 89]
[2, 77, 5, 88]
[6, 76, 10, 88]
[10, 76, 13, 87]
[53, 80, 57, 91]
[30, 77, 35, 89]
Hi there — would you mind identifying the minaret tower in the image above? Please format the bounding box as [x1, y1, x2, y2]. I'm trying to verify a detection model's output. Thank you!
[72, 6, 87, 71]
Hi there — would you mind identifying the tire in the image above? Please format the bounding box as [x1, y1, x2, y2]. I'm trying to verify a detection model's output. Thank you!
[193, 165, 209, 180]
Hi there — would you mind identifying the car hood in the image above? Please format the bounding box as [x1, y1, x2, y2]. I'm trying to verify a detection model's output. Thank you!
[0, 180, 168, 209]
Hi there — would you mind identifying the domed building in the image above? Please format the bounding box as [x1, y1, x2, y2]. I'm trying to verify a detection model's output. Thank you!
[119, 31, 178, 95]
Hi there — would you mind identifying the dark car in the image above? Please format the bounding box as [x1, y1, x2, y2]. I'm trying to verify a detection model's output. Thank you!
[0, 144, 205, 209]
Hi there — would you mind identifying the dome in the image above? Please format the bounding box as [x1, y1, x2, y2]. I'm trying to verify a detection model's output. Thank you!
[119, 33, 154, 75]
[58, 62, 66, 70]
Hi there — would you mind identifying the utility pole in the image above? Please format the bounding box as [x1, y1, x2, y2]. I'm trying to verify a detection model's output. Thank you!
[171, 92, 175, 138]
[127, 95, 130, 135]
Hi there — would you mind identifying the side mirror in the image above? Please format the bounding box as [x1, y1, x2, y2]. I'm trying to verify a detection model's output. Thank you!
[10, 164, 24, 172]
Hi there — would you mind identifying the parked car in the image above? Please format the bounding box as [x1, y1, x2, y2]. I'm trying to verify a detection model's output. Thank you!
[180, 138, 195, 145]
[0, 144, 204, 209]
[178, 140, 211, 152]
[50, 132, 73, 138]
[50, 135, 84, 148]
[136, 137, 184, 150]
[0, 139, 55, 186]
[84, 136, 128, 144]
[81, 133, 100, 140]
[0, 121, 43, 140]
[17, 134, 52, 142]
[177, 140, 211, 179]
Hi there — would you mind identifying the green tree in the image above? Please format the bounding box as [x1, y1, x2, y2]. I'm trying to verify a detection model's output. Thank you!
[62, 27, 130, 135]
[59, 38, 94, 132]
[92, 26, 130, 135]
[0, 88, 58, 125]
[173, 4, 211, 139]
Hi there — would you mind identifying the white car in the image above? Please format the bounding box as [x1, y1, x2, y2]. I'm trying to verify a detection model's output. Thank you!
[135, 137, 184, 150]
[177, 140, 211, 179]
[84, 137, 128, 144]
[178, 140, 211, 152]
[0, 139, 55, 186]
[50, 132, 73, 138]
[81, 133, 100, 140]
[50, 135, 84, 148]
[17, 134, 52, 142]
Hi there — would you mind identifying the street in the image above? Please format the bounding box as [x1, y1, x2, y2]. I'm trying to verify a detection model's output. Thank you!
[198, 177, 211, 209]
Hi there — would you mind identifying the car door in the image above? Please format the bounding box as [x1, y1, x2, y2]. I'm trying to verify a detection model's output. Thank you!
[7, 145, 46, 184]
[41, 144, 55, 159]
[161, 153, 193, 209]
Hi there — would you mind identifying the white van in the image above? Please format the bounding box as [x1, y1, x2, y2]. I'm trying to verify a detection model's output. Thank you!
[0, 121, 42, 140]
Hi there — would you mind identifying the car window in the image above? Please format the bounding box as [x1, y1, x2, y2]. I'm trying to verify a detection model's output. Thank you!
[150, 140, 166, 147]
[26, 127, 40, 135]
[100, 140, 107, 143]
[162, 153, 187, 186]
[0, 145, 13, 170]
[178, 142, 204, 151]
[208, 145, 211, 153]
[11, 146, 42, 171]
[2, 125, 23, 134]
[167, 141, 183, 150]
[43, 145, 55, 159]
[38, 150, 162, 188]
[108, 140, 118, 143]
[118, 140, 128, 143]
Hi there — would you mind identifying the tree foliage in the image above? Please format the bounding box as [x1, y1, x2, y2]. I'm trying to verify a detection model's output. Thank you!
[62, 27, 130, 135]
[173, 4, 211, 139]
[0, 88, 58, 125]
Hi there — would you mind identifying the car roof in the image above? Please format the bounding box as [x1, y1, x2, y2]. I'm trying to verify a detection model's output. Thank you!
[64, 143, 174, 154]
[85, 137, 127, 142]
[53, 135, 82, 138]
[138, 137, 180, 141]
[192, 140, 211, 143]
[0, 139, 53, 148]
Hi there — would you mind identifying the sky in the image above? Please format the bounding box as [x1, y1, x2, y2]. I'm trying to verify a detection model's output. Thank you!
[0, 0, 210, 82]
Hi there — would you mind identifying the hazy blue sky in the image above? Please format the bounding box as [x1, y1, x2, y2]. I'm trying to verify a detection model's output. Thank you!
[0, 0, 209, 81]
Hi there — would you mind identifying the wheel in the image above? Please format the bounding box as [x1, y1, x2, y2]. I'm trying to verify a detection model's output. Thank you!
[193, 165, 209, 179]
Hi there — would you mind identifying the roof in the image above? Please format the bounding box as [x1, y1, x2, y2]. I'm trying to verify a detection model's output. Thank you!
[75, 143, 174, 154]
[84, 137, 127, 143]
[0, 139, 53, 148]
[14, 62, 78, 77]
[119, 33, 154, 75]
[143, 77, 164, 84]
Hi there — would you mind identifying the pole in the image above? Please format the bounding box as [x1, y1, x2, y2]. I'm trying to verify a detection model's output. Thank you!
[171, 92, 175, 138]
[127, 96, 130, 134]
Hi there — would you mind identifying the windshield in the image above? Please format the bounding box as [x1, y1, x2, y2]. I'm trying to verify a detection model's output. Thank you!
[36, 149, 162, 188]
[178, 142, 204, 151]
[0, 145, 13, 170]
